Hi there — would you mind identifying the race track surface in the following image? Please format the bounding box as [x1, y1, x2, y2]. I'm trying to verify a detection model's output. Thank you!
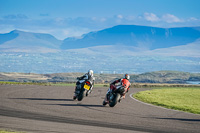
[0, 84, 199, 133]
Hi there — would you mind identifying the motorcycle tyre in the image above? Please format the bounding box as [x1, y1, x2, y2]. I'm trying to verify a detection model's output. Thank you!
[77, 91, 84, 101]
[109, 93, 120, 107]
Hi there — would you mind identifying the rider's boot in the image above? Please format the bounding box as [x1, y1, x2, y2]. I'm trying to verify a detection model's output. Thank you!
[86, 87, 93, 96]
[86, 91, 89, 97]
[103, 96, 109, 106]
[73, 94, 77, 100]
[88, 87, 93, 93]
[73, 86, 78, 100]
[103, 93, 110, 104]
[118, 97, 122, 102]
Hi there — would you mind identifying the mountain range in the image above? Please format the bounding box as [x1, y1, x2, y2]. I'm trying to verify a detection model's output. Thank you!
[0, 25, 200, 74]
[61, 25, 200, 50]
[0, 25, 200, 55]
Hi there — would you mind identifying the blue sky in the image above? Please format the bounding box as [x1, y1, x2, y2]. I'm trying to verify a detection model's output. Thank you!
[0, 0, 200, 39]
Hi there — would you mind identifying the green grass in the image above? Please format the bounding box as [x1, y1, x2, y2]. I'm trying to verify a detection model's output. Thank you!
[133, 87, 200, 114]
[0, 81, 109, 87]
[0, 81, 51, 86]
[0, 130, 24, 133]
[51, 83, 75, 86]
[52, 83, 109, 88]
[94, 84, 109, 87]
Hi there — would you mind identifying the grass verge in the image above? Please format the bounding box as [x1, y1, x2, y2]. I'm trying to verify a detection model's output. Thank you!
[0, 81, 51, 86]
[133, 87, 200, 114]
[0, 130, 24, 133]
[1, 81, 200, 88]
[0, 81, 109, 87]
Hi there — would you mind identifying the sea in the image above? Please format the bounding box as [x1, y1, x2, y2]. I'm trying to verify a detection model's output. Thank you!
[186, 81, 200, 85]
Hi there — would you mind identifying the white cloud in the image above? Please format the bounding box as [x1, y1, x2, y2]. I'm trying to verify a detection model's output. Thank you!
[162, 14, 182, 23]
[62, 27, 90, 38]
[117, 14, 123, 19]
[114, 15, 124, 23]
[142, 13, 184, 24]
[188, 17, 198, 21]
[144, 13, 160, 22]
[100, 18, 107, 22]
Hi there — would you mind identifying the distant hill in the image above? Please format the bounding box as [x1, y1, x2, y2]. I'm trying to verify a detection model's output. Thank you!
[0, 30, 62, 53]
[131, 71, 200, 84]
[61, 25, 200, 50]
[1, 71, 200, 84]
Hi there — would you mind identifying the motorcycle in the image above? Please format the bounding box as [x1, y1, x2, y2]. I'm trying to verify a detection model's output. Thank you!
[103, 85, 126, 107]
[73, 80, 92, 101]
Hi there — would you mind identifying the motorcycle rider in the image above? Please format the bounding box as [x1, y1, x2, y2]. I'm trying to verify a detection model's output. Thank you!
[73, 70, 95, 99]
[103, 73, 131, 104]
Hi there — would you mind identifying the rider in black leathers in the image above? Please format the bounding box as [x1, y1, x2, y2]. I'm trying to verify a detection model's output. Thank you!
[73, 70, 95, 99]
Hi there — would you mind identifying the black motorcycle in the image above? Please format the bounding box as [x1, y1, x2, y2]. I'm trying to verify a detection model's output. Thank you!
[73, 80, 92, 101]
[103, 85, 126, 107]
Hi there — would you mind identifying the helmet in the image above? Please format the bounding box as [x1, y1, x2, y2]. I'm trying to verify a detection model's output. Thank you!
[88, 70, 93, 76]
[124, 73, 130, 80]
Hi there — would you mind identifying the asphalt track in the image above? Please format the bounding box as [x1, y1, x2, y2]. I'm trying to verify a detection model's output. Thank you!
[0, 84, 199, 133]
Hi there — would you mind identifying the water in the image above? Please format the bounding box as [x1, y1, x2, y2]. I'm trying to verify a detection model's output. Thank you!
[186, 81, 200, 85]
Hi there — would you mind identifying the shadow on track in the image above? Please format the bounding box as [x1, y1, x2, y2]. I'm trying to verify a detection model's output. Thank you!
[142, 116, 200, 122]
[11, 98, 103, 107]
[11, 98, 74, 101]
[0, 108, 158, 133]
[45, 103, 104, 107]
[155, 117, 200, 122]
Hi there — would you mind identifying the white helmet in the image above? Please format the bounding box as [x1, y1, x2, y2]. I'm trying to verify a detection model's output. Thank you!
[124, 73, 130, 80]
[88, 70, 93, 76]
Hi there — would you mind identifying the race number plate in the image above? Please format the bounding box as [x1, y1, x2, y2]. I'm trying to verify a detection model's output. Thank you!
[84, 84, 90, 90]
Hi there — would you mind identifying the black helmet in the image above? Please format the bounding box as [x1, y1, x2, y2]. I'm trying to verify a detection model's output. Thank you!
[124, 73, 130, 80]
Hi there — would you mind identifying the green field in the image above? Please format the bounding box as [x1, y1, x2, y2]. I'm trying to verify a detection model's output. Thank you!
[133, 87, 200, 114]
[0, 130, 23, 133]
[0, 81, 110, 87]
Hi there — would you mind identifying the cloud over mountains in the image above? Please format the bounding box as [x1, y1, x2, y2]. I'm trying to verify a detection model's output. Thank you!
[143, 13, 182, 23]
[0, 13, 200, 40]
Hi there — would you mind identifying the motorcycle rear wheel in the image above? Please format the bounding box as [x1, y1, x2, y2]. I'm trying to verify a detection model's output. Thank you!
[77, 91, 84, 101]
[109, 93, 120, 107]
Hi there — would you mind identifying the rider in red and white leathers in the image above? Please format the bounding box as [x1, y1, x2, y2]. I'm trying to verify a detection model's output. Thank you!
[104, 74, 131, 103]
